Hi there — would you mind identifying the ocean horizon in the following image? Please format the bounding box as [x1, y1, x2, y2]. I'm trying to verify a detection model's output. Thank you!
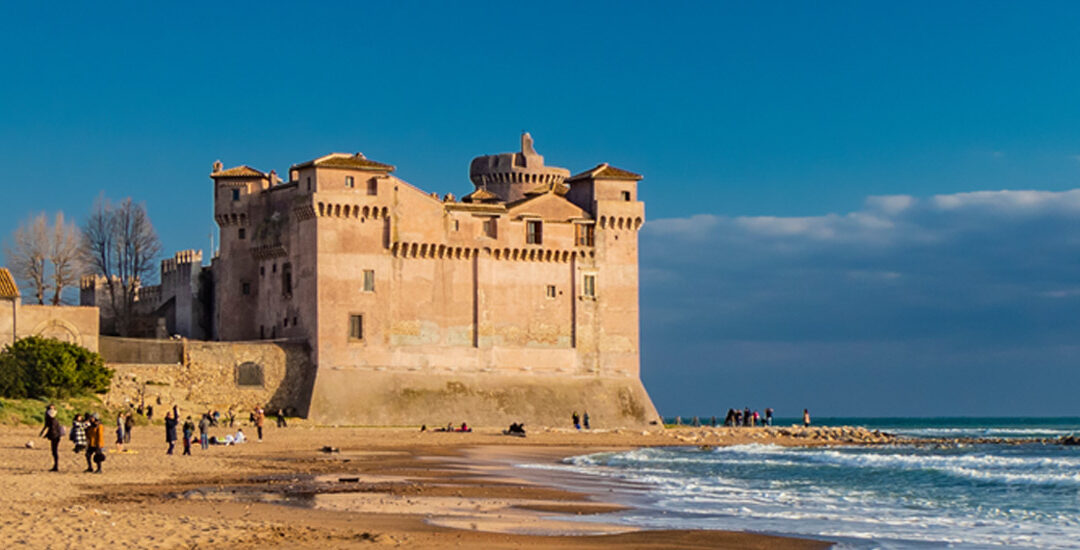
[521, 417, 1080, 549]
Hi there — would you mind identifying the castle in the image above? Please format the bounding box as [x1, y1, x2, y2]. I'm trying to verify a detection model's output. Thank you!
[84, 134, 660, 426]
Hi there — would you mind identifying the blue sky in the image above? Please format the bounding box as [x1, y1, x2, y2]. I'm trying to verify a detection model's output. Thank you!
[4, 2, 1080, 416]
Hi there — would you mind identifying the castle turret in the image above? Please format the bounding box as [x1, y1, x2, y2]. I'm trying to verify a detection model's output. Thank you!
[469, 133, 571, 203]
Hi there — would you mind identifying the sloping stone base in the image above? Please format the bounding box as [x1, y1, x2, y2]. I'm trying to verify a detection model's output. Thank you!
[307, 369, 661, 428]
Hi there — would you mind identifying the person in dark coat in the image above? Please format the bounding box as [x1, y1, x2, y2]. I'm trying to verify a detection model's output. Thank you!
[164, 411, 178, 455]
[39, 404, 64, 471]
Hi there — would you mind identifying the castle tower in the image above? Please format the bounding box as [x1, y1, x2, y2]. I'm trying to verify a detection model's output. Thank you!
[468, 133, 571, 203]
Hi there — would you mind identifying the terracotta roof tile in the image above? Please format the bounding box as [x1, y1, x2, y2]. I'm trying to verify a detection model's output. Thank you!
[0, 268, 19, 299]
[462, 188, 501, 203]
[292, 153, 395, 172]
[211, 165, 266, 178]
[566, 163, 642, 182]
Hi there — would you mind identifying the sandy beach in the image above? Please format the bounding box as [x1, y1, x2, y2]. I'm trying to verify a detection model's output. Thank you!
[0, 422, 862, 549]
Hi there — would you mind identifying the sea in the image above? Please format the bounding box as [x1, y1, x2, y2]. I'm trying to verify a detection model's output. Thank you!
[517, 417, 1080, 549]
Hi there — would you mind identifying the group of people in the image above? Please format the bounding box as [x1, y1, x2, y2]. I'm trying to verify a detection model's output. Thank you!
[571, 410, 590, 430]
[721, 407, 775, 427]
[38, 405, 107, 473]
[38, 403, 283, 472]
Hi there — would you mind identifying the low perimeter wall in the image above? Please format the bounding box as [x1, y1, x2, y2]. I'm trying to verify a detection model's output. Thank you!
[307, 369, 661, 428]
[104, 339, 315, 416]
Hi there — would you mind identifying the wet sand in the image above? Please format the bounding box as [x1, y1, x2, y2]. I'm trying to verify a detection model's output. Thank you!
[0, 423, 839, 549]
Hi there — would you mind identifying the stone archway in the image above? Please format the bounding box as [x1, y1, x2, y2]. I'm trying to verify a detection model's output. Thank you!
[31, 319, 81, 345]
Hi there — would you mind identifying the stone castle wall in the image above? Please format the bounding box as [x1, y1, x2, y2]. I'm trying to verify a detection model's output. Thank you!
[102, 338, 314, 415]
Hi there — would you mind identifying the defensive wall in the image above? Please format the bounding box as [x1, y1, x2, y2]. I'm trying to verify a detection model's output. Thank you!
[101, 337, 315, 416]
[99, 336, 657, 427]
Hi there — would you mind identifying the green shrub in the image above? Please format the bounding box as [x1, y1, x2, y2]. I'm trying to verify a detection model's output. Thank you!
[0, 337, 113, 399]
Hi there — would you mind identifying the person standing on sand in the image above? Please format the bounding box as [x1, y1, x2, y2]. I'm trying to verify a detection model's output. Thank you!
[114, 411, 126, 452]
[182, 416, 195, 455]
[253, 407, 265, 441]
[583, 411, 590, 430]
[85, 414, 105, 473]
[765, 408, 774, 426]
[572, 411, 581, 430]
[71, 414, 88, 453]
[124, 411, 135, 444]
[164, 411, 178, 455]
[803, 409, 811, 427]
[276, 408, 287, 428]
[40, 404, 64, 472]
[198, 414, 210, 450]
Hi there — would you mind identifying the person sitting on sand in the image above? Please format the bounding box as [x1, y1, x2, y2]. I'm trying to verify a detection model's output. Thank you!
[234, 429, 246, 444]
[503, 423, 526, 436]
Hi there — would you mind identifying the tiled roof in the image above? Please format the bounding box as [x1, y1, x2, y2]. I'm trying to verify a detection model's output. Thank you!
[566, 163, 642, 182]
[211, 165, 266, 178]
[0, 268, 19, 299]
[524, 181, 570, 196]
[292, 153, 395, 172]
[462, 188, 501, 203]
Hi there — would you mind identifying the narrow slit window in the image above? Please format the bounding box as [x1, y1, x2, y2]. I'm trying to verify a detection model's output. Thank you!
[232, 188, 241, 201]
[621, 190, 631, 201]
[349, 314, 364, 340]
[546, 285, 556, 299]
[583, 275, 596, 298]
[238, 227, 246, 240]
[362, 269, 375, 292]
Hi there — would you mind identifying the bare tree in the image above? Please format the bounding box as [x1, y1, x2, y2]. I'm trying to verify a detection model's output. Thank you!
[4, 213, 51, 304]
[81, 197, 162, 336]
[49, 212, 82, 305]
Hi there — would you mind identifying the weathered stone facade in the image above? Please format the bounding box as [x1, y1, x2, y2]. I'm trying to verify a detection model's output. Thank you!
[0, 268, 100, 351]
[102, 337, 313, 414]
[210, 134, 660, 426]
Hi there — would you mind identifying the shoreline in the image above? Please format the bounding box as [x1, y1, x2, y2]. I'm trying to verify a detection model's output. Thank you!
[0, 424, 839, 549]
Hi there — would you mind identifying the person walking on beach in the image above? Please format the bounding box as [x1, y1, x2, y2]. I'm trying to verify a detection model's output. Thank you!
[164, 411, 178, 455]
[275, 408, 287, 428]
[182, 416, 195, 455]
[571, 411, 581, 430]
[803, 409, 811, 427]
[85, 414, 105, 473]
[40, 404, 64, 472]
[765, 408, 774, 426]
[583, 411, 590, 430]
[198, 414, 210, 450]
[71, 413, 88, 453]
[253, 407, 265, 441]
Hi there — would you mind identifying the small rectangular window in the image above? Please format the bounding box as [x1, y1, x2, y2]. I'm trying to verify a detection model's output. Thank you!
[621, 190, 631, 201]
[282, 263, 292, 295]
[260, 266, 265, 276]
[232, 188, 241, 201]
[583, 275, 596, 298]
[306, 177, 312, 191]
[345, 175, 355, 188]
[526, 220, 542, 244]
[349, 314, 363, 340]
[238, 227, 246, 240]
[546, 285, 556, 299]
[453, 220, 460, 231]
[367, 178, 378, 196]
[575, 224, 595, 246]
[283, 317, 289, 327]
[483, 218, 498, 238]
[242, 282, 251, 295]
[362, 269, 375, 292]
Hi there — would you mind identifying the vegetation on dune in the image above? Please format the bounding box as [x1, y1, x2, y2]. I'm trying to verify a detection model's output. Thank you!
[0, 395, 110, 426]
